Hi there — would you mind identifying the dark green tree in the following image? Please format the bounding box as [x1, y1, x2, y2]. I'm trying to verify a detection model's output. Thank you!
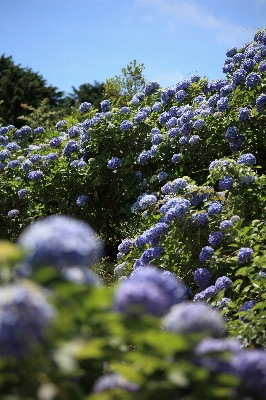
[0, 55, 64, 127]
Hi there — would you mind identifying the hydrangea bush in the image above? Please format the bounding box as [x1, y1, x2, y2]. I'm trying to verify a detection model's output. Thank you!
[1, 27, 266, 398]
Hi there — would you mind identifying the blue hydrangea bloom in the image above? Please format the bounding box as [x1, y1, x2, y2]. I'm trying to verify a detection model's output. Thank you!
[139, 194, 157, 209]
[137, 150, 152, 165]
[7, 159, 20, 168]
[189, 135, 200, 145]
[208, 231, 223, 247]
[232, 68, 247, 85]
[208, 201, 223, 215]
[28, 170, 43, 181]
[170, 178, 187, 193]
[8, 209, 19, 218]
[118, 239, 134, 255]
[0, 283, 54, 357]
[120, 120, 133, 131]
[217, 97, 229, 112]
[226, 46, 238, 57]
[6, 142, 21, 151]
[18, 189, 28, 199]
[152, 102, 163, 112]
[194, 268, 212, 291]
[100, 99, 110, 113]
[238, 107, 251, 121]
[79, 102, 92, 112]
[120, 106, 130, 114]
[167, 128, 180, 138]
[219, 176, 234, 191]
[193, 285, 218, 301]
[56, 120, 68, 131]
[68, 126, 81, 138]
[246, 72, 260, 88]
[0, 150, 11, 160]
[34, 127, 45, 135]
[237, 153, 256, 165]
[176, 90, 188, 103]
[43, 153, 58, 161]
[199, 246, 214, 262]
[49, 137, 63, 148]
[76, 195, 89, 207]
[144, 81, 160, 94]
[157, 171, 168, 182]
[163, 301, 224, 336]
[0, 127, 8, 135]
[62, 266, 102, 286]
[215, 276, 233, 291]
[107, 157, 121, 170]
[22, 160, 32, 172]
[62, 140, 79, 157]
[29, 154, 42, 164]
[193, 119, 206, 130]
[191, 212, 208, 227]
[171, 153, 181, 163]
[237, 247, 253, 263]
[222, 63, 234, 73]
[256, 93, 266, 112]
[258, 61, 266, 72]
[239, 174, 255, 185]
[18, 214, 102, 269]
[220, 220, 233, 230]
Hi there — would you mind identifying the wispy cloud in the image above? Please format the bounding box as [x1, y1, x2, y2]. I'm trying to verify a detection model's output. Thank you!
[136, 0, 250, 44]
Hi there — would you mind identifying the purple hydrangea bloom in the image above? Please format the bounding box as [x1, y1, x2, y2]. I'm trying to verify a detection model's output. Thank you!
[194, 268, 212, 291]
[151, 133, 163, 145]
[62, 140, 79, 157]
[217, 97, 229, 112]
[29, 154, 42, 164]
[100, 99, 110, 113]
[0, 283, 54, 357]
[237, 247, 253, 263]
[242, 59, 255, 72]
[170, 178, 187, 193]
[134, 110, 149, 123]
[208, 232, 223, 247]
[18, 214, 102, 269]
[167, 127, 180, 138]
[107, 157, 121, 170]
[118, 238, 134, 254]
[18, 189, 28, 199]
[218, 176, 234, 191]
[43, 153, 58, 161]
[163, 301, 224, 336]
[238, 299, 256, 312]
[0, 127, 8, 135]
[208, 201, 223, 215]
[137, 150, 152, 165]
[56, 120, 68, 131]
[246, 72, 260, 88]
[8, 209, 19, 218]
[120, 120, 133, 131]
[215, 276, 233, 291]
[220, 84, 234, 97]
[157, 171, 168, 182]
[193, 285, 218, 301]
[166, 117, 178, 129]
[79, 102, 92, 112]
[76, 195, 89, 207]
[199, 246, 214, 262]
[21, 160, 32, 172]
[220, 220, 233, 230]
[237, 153, 256, 165]
[50, 137, 63, 148]
[171, 153, 181, 163]
[222, 63, 234, 73]
[28, 170, 43, 181]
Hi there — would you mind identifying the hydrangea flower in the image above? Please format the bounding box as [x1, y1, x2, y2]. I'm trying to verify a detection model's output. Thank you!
[171, 153, 181, 163]
[43, 153, 58, 161]
[237, 153, 256, 165]
[193, 285, 218, 301]
[157, 171, 168, 182]
[256, 93, 266, 112]
[76, 195, 88, 207]
[120, 120, 133, 131]
[118, 239, 134, 255]
[28, 170, 43, 181]
[208, 231, 223, 247]
[191, 212, 208, 227]
[237, 247, 253, 263]
[163, 301, 224, 336]
[34, 127, 45, 135]
[232, 68, 247, 85]
[189, 135, 200, 145]
[7, 160, 20, 168]
[217, 97, 229, 112]
[193, 119, 206, 130]
[239, 174, 255, 185]
[152, 102, 163, 112]
[62, 266, 102, 286]
[139, 194, 157, 209]
[17, 189, 28, 199]
[170, 178, 187, 193]
[107, 157, 121, 170]
[55, 120, 68, 131]
[176, 90, 188, 103]
[62, 140, 79, 157]
[193, 268, 212, 291]
[93, 373, 139, 393]
[208, 201, 223, 215]
[220, 220, 233, 230]
[100, 99, 110, 113]
[238, 107, 251, 121]
[238, 299, 256, 312]
[6, 142, 21, 151]
[246, 72, 260, 88]
[79, 102, 92, 112]
[8, 209, 19, 218]
[68, 126, 81, 138]
[226, 46, 238, 57]
[18, 215, 102, 269]
[218, 176, 234, 191]
[199, 246, 214, 262]
[144, 81, 160, 94]
[0, 150, 11, 160]
[0, 283, 54, 357]
[258, 60, 266, 72]
[215, 276, 233, 291]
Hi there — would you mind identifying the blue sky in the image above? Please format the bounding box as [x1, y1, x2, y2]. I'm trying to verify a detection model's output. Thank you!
[1, 0, 266, 96]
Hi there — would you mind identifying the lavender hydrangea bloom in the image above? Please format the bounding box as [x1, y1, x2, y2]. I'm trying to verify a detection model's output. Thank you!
[238, 299, 256, 312]
[226, 46, 238, 57]
[18, 215, 102, 269]
[237, 153, 256, 165]
[43, 153, 58, 161]
[170, 178, 187, 193]
[157, 171, 168, 182]
[220, 220, 233, 230]
[0, 283, 54, 357]
[193, 285, 218, 301]
[107, 157, 121, 170]
[120, 106, 130, 114]
[120, 120, 133, 131]
[246, 72, 260, 88]
[8, 209, 19, 218]
[208, 201, 223, 215]
[79, 102, 92, 112]
[28, 170, 43, 181]
[171, 153, 181, 163]
[193, 268, 212, 291]
[215, 276, 233, 291]
[258, 60, 266, 72]
[208, 232, 223, 247]
[237, 247, 253, 263]
[113, 279, 169, 317]
[93, 373, 139, 393]
[18, 189, 28, 199]
[256, 93, 266, 112]
[163, 301, 224, 336]
[114, 262, 127, 277]
[62, 140, 79, 157]
[199, 246, 214, 262]
[219, 176, 234, 191]
[76, 195, 89, 207]
[137, 150, 152, 165]
[56, 120, 68, 131]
